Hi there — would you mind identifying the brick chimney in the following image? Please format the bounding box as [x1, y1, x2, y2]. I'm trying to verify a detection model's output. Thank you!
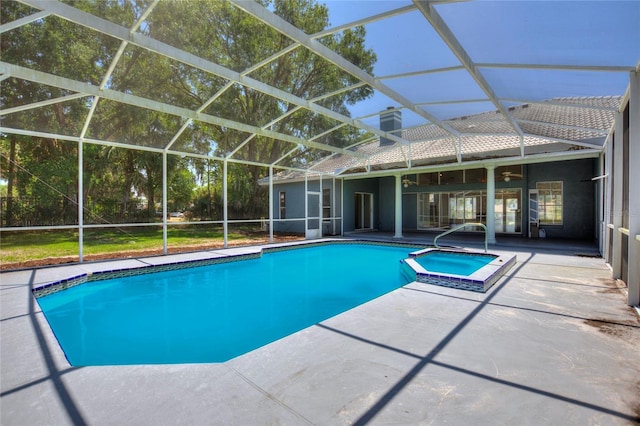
[380, 107, 401, 146]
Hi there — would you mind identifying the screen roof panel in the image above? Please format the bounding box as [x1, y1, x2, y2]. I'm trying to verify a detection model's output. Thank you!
[146, 0, 298, 73]
[1, 97, 88, 136]
[109, 45, 230, 111]
[359, 10, 463, 76]
[324, 0, 413, 28]
[346, 89, 408, 125]
[229, 136, 297, 164]
[60, 0, 150, 28]
[1, 1, 39, 24]
[421, 101, 497, 121]
[167, 122, 220, 157]
[480, 68, 631, 101]
[1, 0, 637, 177]
[437, 1, 640, 67]
[1, 14, 121, 85]
[85, 99, 185, 149]
[383, 69, 489, 104]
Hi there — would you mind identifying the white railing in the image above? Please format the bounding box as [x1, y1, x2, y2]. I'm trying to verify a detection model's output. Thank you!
[433, 222, 488, 253]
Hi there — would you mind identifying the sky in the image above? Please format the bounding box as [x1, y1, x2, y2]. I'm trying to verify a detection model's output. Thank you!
[321, 1, 639, 128]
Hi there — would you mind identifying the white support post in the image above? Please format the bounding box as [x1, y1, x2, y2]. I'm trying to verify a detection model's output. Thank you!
[78, 139, 83, 262]
[162, 151, 168, 255]
[268, 166, 273, 243]
[597, 154, 604, 255]
[332, 177, 336, 236]
[486, 166, 497, 245]
[319, 174, 323, 237]
[611, 112, 624, 279]
[603, 137, 613, 261]
[304, 173, 308, 237]
[340, 178, 344, 236]
[627, 71, 640, 305]
[223, 159, 228, 248]
[393, 174, 403, 239]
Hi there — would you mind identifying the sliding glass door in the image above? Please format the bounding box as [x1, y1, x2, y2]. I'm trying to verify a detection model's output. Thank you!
[354, 192, 373, 230]
[417, 189, 521, 233]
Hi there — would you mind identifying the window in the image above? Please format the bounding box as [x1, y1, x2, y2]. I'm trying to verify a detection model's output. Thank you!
[448, 191, 479, 221]
[418, 189, 521, 233]
[322, 188, 331, 222]
[279, 191, 286, 219]
[537, 181, 563, 225]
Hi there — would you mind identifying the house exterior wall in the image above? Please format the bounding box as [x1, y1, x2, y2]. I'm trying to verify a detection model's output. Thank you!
[526, 158, 597, 240]
[271, 181, 306, 234]
[603, 84, 639, 306]
[377, 176, 395, 232]
[272, 158, 597, 241]
[403, 193, 418, 230]
[270, 178, 343, 235]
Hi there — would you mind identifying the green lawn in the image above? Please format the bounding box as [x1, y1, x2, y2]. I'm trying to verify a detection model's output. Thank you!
[0, 230, 81, 263]
[0, 225, 273, 265]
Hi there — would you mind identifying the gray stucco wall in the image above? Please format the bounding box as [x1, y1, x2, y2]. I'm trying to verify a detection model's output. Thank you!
[377, 177, 395, 231]
[403, 193, 417, 230]
[271, 179, 343, 235]
[271, 181, 306, 234]
[526, 158, 597, 240]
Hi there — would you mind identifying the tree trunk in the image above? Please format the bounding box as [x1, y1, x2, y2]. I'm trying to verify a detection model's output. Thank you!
[5, 139, 16, 226]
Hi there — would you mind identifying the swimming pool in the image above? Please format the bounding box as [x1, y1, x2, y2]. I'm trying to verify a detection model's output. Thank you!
[414, 251, 495, 276]
[36, 243, 416, 366]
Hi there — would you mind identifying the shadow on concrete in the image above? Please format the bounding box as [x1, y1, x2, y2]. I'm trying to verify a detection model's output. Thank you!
[0, 271, 87, 424]
[404, 286, 640, 329]
[316, 254, 639, 425]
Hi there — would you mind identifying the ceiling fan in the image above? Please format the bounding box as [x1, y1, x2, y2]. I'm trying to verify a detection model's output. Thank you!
[402, 178, 416, 188]
[502, 171, 522, 182]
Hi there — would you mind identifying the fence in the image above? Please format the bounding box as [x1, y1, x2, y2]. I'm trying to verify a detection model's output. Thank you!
[0, 197, 155, 227]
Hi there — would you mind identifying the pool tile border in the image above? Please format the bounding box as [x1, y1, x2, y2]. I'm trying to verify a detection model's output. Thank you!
[32, 240, 422, 298]
[403, 248, 517, 293]
[262, 239, 421, 253]
[32, 252, 260, 298]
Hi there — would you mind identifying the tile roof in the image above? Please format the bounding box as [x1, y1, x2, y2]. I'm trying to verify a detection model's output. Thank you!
[273, 96, 620, 180]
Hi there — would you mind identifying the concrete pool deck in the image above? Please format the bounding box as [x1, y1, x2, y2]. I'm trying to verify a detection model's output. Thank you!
[1, 238, 639, 425]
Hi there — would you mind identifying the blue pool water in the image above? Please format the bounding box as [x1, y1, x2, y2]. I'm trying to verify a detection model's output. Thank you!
[415, 251, 495, 276]
[37, 244, 414, 366]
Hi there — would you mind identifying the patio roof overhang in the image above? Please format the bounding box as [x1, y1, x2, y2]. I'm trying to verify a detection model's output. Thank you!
[1, 0, 639, 177]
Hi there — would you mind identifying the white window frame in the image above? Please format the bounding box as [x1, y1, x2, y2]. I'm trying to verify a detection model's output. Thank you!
[322, 188, 331, 223]
[536, 181, 563, 225]
[279, 191, 286, 219]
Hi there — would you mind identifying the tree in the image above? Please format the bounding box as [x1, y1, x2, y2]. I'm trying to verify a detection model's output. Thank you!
[1, 0, 136, 225]
[146, 0, 376, 216]
[1, 0, 376, 222]
[169, 166, 196, 212]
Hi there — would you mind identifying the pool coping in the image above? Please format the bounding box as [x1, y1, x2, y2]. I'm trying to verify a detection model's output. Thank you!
[401, 247, 517, 292]
[31, 239, 425, 298]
